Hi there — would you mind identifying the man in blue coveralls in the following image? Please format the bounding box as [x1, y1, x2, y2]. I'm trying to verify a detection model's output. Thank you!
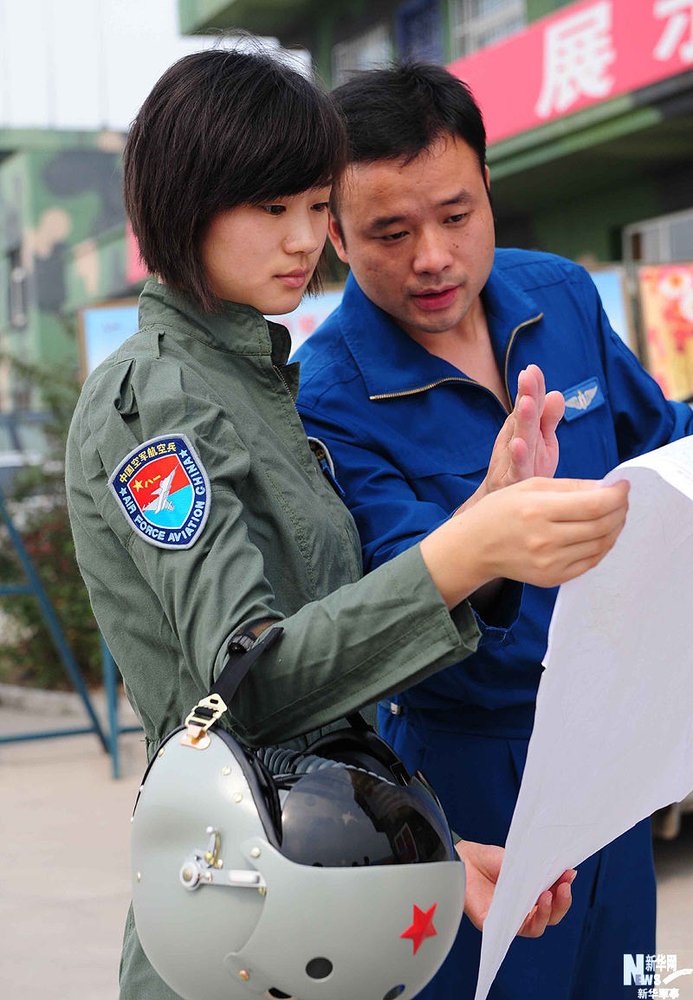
[296, 63, 693, 999]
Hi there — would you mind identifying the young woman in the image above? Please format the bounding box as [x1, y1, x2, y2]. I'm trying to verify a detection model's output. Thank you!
[65, 49, 628, 999]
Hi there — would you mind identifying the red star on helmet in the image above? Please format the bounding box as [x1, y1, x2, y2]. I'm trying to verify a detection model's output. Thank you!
[400, 903, 438, 955]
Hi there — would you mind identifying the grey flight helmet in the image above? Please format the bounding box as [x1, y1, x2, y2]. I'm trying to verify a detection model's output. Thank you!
[130, 629, 466, 1000]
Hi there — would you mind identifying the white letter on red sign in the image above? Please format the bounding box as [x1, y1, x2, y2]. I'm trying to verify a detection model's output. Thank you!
[654, 0, 693, 64]
[535, 1, 616, 119]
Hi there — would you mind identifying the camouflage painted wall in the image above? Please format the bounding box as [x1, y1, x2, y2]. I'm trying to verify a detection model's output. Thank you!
[0, 132, 139, 411]
[0, 152, 33, 409]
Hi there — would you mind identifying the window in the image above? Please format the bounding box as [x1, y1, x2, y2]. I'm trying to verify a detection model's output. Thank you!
[7, 247, 27, 329]
[397, 0, 444, 64]
[449, 0, 526, 59]
[332, 23, 393, 87]
[624, 208, 693, 265]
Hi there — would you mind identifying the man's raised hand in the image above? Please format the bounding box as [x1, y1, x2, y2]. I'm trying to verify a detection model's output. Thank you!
[486, 364, 565, 491]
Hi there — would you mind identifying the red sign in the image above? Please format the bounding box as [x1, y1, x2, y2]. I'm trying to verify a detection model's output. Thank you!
[448, 0, 693, 145]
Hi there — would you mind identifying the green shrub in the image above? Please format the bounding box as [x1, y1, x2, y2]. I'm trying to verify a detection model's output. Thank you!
[0, 361, 102, 689]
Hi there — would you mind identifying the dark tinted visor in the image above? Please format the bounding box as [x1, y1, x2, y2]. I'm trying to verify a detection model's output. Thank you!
[280, 767, 455, 867]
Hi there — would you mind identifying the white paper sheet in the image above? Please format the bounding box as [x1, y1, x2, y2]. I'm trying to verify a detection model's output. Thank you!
[473, 436, 693, 1000]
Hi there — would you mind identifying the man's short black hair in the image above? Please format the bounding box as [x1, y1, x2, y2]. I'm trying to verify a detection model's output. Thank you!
[124, 48, 346, 312]
[330, 62, 487, 214]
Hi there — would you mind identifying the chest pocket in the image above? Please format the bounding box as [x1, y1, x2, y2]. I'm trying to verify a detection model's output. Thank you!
[395, 432, 495, 510]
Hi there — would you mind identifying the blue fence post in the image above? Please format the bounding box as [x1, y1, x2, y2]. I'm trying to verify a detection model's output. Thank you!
[0, 488, 108, 753]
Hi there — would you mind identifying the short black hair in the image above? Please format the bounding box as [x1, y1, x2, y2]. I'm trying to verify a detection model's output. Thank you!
[124, 48, 346, 312]
[330, 62, 487, 214]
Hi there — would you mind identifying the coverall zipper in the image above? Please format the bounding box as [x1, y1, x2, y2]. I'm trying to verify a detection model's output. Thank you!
[368, 313, 544, 413]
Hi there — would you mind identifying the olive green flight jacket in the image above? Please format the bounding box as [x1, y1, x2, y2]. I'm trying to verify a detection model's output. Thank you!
[67, 279, 480, 754]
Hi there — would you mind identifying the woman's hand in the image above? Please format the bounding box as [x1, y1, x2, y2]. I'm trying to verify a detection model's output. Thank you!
[472, 477, 630, 588]
[455, 839, 576, 936]
[421, 476, 630, 609]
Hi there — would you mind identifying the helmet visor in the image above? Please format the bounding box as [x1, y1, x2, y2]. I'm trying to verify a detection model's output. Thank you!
[280, 766, 455, 868]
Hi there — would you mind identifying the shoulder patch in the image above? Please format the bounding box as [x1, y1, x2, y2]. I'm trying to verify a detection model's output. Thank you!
[562, 377, 605, 422]
[109, 434, 210, 549]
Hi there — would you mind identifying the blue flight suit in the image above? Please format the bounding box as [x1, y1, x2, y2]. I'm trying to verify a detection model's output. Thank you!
[296, 249, 693, 999]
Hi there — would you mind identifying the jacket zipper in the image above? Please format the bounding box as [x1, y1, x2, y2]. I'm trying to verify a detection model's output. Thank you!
[369, 313, 544, 412]
[273, 364, 296, 407]
[275, 365, 345, 498]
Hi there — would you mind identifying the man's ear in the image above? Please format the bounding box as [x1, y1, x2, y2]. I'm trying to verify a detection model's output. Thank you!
[328, 211, 349, 264]
[484, 164, 491, 192]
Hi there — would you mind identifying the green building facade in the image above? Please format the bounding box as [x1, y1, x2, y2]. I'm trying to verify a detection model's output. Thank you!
[2, 2, 691, 413]
[0, 131, 141, 413]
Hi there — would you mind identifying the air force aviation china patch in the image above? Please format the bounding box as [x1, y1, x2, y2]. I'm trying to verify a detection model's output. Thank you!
[562, 377, 605, 422]
[109, 434, 210, 549]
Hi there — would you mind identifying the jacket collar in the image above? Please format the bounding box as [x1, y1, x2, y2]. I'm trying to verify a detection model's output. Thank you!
[338, 253, 541, 399]
[138, 278, 291, 364]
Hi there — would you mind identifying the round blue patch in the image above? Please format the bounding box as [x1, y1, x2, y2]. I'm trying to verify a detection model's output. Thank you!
[109, 433, 210, 549]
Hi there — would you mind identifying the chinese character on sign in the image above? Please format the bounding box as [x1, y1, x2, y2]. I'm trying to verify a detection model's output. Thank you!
[654, 0, 693, 63]
[535, 1, 616, 118]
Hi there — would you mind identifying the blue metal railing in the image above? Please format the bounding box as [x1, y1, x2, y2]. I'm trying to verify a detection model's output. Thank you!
[0, 488, 109, 752]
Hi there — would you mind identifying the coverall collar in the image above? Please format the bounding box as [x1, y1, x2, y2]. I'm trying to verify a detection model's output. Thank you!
[139, 278, 292, 365]
[339, 253, 541, 399]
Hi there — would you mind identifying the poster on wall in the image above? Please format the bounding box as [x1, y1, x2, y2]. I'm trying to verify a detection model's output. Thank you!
[79, 288, 345, 379]
[638, 264, 693, 402]
[279, 288, 343, 355]
[586, 266, 636, 354]
[79, 301, 140, 380]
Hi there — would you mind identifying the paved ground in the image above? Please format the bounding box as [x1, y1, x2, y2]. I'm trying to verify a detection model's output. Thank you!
[1, 690, 692, 1000]
[0, 693, 144, 1000]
